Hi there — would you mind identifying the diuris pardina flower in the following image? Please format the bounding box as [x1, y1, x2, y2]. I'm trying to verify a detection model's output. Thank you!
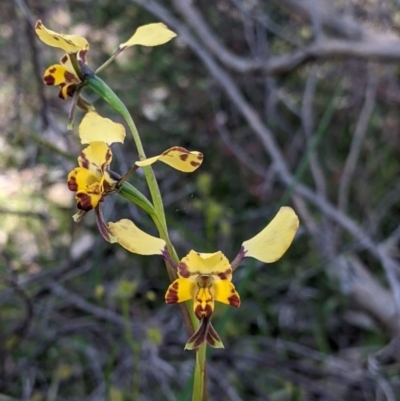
[35, 20, 177, 100]
[68, 111, 204, 241]
[108, 207, 299, 349]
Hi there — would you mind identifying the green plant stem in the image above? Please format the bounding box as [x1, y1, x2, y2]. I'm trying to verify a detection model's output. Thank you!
[193, 343, 207, 401]
[85, 75, 167, 229]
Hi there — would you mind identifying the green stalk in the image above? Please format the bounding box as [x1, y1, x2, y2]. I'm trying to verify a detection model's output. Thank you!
[85, 74, 167, 229]
[193, 343, 207, 401]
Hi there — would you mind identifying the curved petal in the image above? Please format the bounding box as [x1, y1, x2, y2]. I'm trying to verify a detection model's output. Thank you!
[135, 147, 203, 173]
[242, 207, 299, 263]
[107, 219, 166, 255]
[213, 280, 240, 308]
[43, 64, 80, 86]
[35, 20, 89, 53]
[75, 191, 103, 211]
[78, 142, 112, 175]
[119, 23, 176, 49]
[79, 112, 126, 145]
[165, 278, 195, 304]
[58, 83, 76, 100]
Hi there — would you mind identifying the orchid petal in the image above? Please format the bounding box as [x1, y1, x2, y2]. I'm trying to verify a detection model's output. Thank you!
[119, 23, 176, 49]
[35, 20, 89, 53]
[165, 278, 195, 304]
[79, 112, 126, 145]
[108, 219, 166, 255]
[135, 147, 203, 173]
[213, 280, 240, 307]
[78, 142, 113, 175]
[242, 207, 299, 263]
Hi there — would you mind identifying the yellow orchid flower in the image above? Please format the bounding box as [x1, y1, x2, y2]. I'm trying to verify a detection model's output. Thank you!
[108, 207, 299, 349]
[67, 141, 115, 212]
[35, 20, 176, 99]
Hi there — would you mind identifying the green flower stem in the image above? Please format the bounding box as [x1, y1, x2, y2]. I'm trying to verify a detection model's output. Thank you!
[85, 74, 168, 230]
[193, 343, 207, 401]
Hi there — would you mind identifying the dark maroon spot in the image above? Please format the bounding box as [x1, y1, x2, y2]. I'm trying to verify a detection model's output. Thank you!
[165, 282, 179, 304]
[195, 303, 213, 319]
[43, 75, 55, 86]
[76, 193, 94, 211]
[35, 21, 42, 29]
[197, 154, 204, 160]
[61, 55, 68, 64]
[217, 268, 231, 280]
[66, 85, 76, 98]
[64, 71, 77, 83]
[80, 152, 89, 169]
[49, 67, 56, 74]
[67, 176, 78, 192]
[190, 161, 200, 167]
[178, 262, 190, 278]
[102, 148, 112, 170]
[179, 154, 189, 161]
[52, 36, 60, 41]
[228, 293, 240, 308]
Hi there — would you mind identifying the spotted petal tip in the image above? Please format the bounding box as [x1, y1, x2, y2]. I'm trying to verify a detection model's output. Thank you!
[35, 20, 89, 53]
[135, 147, 203, 173]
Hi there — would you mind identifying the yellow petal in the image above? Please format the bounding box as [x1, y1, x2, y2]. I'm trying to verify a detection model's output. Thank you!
[165, 278, 195, 304]
[119, 23, 177, 49]
[67, 167, 103, 210]
[79, 112, 126, 145]
[108, 219, 166, 255]
[43, 64, 80, 86]
[78, 142, 112, 175]
[136, 147, 203, 173]
[178, 251, 231, 279]
[213, 280, 240, 307]
[35, 20, 89, 53]
[194, 287, 214, 319]
[242, 207, 299, 263]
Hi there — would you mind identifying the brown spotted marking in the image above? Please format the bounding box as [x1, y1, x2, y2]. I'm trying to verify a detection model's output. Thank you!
[52, 36, 60, 41]
[44, 75, 55, 86]
[197, 153, 204, 161]
[35, 21, 43, 29]
[179, 153, 189, 162]
[194, 303, 213, 319]
[178, 261, 191, 278]
[79, 151, 90, 169]
[61, 55, 68, 64]
[76, 193, 94, 211]
[67, 175, 78, 192]
[228, 290, 240, 308]
[101, 148, 112, 171]
[217, 267, 232, 280]
[64, 71, 78, 83]
[165, 281, 179, 303]
[190, 161, 200, 167]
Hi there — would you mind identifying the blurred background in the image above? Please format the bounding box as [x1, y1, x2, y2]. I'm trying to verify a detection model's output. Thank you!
[1, 0, 400, 400]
